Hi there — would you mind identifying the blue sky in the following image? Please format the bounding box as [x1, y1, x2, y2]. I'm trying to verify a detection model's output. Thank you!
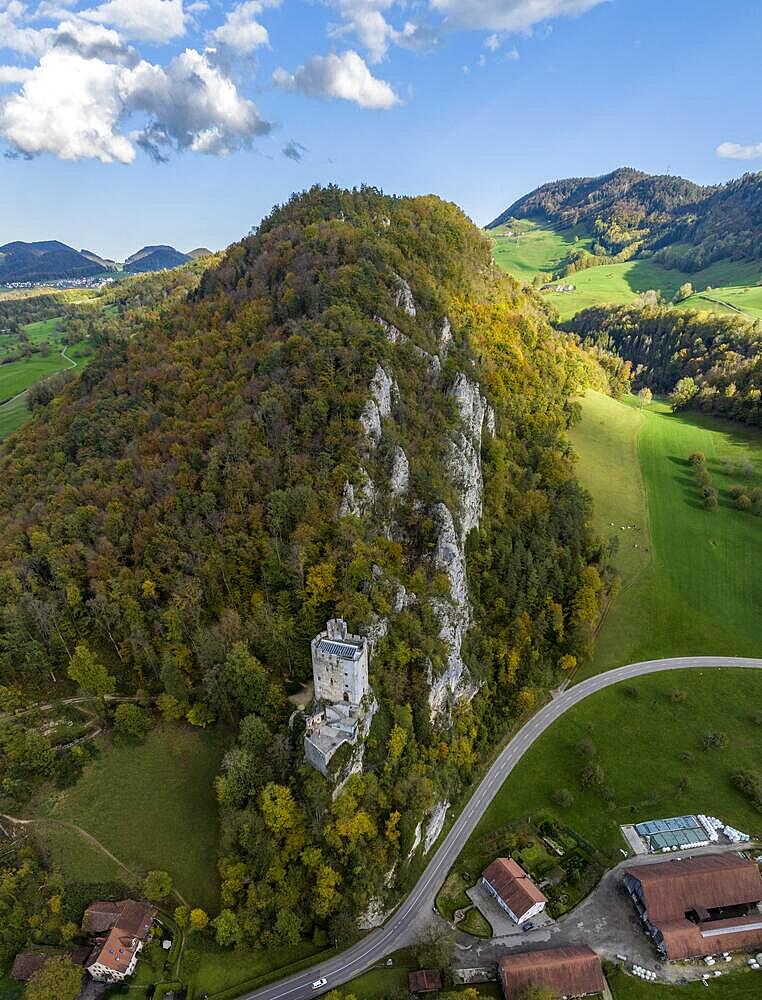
[2, 0, 761, 259]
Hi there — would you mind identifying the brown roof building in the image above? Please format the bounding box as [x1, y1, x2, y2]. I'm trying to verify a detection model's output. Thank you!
[408, 969, 443, 993]
[482, 858, 548, 924]
[11, 952, 55, 982]
[83, 899, 157, 983]
[498, 945, 605, 998]
[624, 853, 762, 960]
[11, 948, 89, 982]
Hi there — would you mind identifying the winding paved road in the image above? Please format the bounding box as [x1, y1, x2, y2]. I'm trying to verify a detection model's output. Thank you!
[243, 657, 762, 1000]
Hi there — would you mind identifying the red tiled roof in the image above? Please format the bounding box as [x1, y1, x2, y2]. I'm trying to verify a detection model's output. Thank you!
[625, 854, 762, 925]
[483, 858, 547, 919]
[659, 915, 762, 961]
[83, 901, 122, 935]
[499, 945, 605, 998]
[84, 899, 157, 975]
[626, 854, 762, 960]
[408, 969, 443, 993]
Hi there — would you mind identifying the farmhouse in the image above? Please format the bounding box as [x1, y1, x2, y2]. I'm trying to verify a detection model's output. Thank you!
[83, 899, 157, 983]
[624, 853, 762, 960]
[482, 858, 547, 925]
[304, 618, 373, 776]
[498, 944, 605, 998]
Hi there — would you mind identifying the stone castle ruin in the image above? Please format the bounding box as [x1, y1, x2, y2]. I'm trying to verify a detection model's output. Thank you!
[304, 619, 373, 777]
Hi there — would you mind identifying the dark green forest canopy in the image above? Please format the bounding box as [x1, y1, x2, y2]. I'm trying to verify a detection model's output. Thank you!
[0, 186, 609, 944]
[566, 304, 762, 426]
[490, 167, 762, 272]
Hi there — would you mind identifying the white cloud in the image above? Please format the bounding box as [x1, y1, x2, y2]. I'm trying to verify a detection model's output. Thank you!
[0, 1, 47, 55]
[273, 49, 398, 109]
[81, 0, 188, 43]
[127, 48, 270, 154]
[0, 49, 135, 161]
[0, 45, 270, 162]
[330, 0, 398, 63]
[484, 32, 500, 49]
[428, 0, 607, 32]
[210, 0, 277, 54]
[329, 1, 440, 62]
[716, 141, 762, 161]
[0, 64, 33, 81]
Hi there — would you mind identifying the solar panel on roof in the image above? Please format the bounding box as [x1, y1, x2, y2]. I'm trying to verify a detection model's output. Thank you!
[318, 639, 360, 659]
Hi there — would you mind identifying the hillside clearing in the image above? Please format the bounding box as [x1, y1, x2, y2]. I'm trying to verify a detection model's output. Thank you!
[34, 724, 225, 911]
[490, 219, 762, 320]
[0, 353, 74, 403]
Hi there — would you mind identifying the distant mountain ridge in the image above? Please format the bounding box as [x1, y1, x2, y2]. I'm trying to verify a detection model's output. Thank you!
[0, 239, 207, 284]
[0, 240, 108, 283]
[489, 167, 762, 272]
[123, 245, 191, 274]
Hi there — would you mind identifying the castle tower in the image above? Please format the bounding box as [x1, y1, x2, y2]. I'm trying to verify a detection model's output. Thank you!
[310, 618, 369, 707]
[304, 619, 372, 777]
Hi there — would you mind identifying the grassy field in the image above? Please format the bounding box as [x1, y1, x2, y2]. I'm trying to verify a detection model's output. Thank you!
[190, 942, 326, 996]
[339, 957, 501, 999]
[34, 724, 225, 911]
[490, 219, 762, 321]
[570, 392, 762, 678]
[606, 965, 762, 998]
[490, 219, 591, 283]
[0, 353, 75, 403]
[0, 393, 32, 438]
[0, 314, 93, 438]
[450, 667, 762, 881]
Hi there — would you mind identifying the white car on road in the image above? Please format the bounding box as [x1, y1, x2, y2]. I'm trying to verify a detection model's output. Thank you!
[312, 978, 328, 990]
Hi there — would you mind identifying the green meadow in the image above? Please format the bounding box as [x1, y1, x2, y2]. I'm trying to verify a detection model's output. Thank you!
[490, 219, 762, 321]
[0, 312, 94, 439]
[441, 389, 762, 922]
[0, 353, 74, 402]
[606, 965, 762, 999]
[0, 393, 33, 439]
[453, 669, 762, 878]
[570, 391, 762, 678]
[490, 219, 591, 283]
[35, 724, 225, 911]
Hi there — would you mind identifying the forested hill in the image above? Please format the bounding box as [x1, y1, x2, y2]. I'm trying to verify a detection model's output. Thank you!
[566, 304, 762, 426]
[0, 186, 609, 944]
[489, 167, 762, 271]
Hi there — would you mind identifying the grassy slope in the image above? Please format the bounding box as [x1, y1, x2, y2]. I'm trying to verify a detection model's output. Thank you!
[0, 353, 74, 402]
[35, 724, 224, 910]
[490, 220, 762, 321]
[0, 394, 32, 439]
[490, 219, 591, 282]
[570, 392, 762, 679]
[0, 315, 93, 440]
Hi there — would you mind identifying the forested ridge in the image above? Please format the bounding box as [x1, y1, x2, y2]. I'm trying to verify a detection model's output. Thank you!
[566, 304, 762, 426]
[0, 187, 611, 951]
[490, 167, 762, 272]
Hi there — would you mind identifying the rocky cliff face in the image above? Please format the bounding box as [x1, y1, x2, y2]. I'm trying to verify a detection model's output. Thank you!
[340, 272, 496, 728]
